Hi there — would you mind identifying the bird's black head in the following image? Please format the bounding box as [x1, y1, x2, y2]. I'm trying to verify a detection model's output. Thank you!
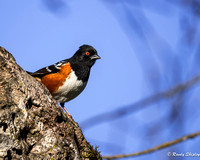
[71, 45, 101, 67]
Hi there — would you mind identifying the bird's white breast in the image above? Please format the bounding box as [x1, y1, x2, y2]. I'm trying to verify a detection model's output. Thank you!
[53, 70, 87, 103]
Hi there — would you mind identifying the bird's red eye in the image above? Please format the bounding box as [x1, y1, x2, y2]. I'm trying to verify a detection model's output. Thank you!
[85, 52, 90, 56]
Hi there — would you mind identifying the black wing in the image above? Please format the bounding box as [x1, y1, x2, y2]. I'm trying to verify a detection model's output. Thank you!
[27, 60, 68, 79]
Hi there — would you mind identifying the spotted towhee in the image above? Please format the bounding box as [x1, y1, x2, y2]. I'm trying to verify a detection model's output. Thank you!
[28, 45, 101, 117]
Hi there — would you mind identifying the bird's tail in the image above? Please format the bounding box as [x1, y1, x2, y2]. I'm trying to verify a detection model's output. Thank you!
[26, 71, 33, 75]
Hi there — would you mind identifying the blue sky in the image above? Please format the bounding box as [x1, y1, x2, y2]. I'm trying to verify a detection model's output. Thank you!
[1, 0, 142, 115]
[1, 0, 200, 159]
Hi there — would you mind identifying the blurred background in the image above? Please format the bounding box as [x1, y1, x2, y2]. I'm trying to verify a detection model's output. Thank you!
[1, 0, 200, 159]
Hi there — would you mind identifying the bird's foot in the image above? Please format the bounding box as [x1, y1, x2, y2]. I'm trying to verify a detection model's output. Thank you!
[62, 105, 78, 127]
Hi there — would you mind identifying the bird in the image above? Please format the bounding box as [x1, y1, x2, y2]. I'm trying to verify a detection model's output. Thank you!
[28, 44, 101, 117]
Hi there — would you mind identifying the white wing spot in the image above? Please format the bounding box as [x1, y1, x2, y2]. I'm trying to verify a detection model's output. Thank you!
[54, 65, 60, 69]
[46, 67, 52, 72]
[55, 61, 65, 69]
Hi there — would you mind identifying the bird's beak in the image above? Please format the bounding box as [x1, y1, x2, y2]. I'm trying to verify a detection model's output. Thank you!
[91, 54, 101, 60]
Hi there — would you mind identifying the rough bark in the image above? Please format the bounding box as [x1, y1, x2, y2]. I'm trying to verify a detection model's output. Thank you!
[0, 47, 101, 160]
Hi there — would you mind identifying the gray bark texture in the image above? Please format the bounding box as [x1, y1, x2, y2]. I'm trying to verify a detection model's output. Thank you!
[0, 47, 101, 160]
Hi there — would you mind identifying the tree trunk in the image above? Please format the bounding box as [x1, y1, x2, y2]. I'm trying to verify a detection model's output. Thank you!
[0, 47, 101, 160]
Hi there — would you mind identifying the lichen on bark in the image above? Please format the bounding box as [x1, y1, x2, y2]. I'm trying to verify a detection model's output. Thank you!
[0, 47, 101, 160]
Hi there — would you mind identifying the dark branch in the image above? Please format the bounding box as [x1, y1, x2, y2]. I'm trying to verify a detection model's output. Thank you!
[81, 75, 200, 129]
[102, 131, 200, 159]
